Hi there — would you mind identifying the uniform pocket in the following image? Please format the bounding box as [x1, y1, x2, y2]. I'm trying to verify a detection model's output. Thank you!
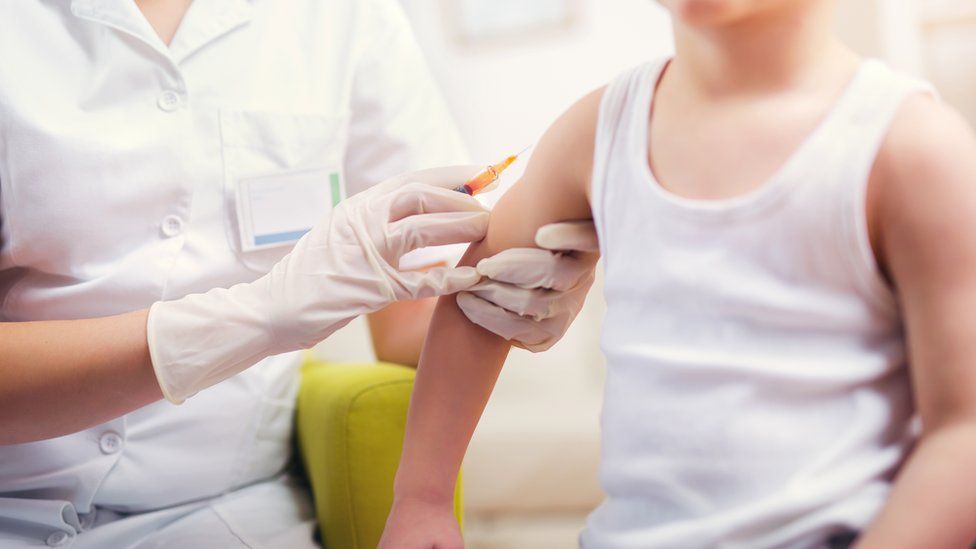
[219, 110, 349, 273]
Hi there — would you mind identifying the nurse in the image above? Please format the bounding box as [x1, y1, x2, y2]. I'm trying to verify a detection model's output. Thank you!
[0, 1, 598, 547]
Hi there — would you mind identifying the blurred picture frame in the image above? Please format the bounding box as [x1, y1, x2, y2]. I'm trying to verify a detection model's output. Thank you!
[444, 0, 581, 48]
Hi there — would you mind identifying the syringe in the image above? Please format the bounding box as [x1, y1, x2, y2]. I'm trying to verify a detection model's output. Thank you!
[454, 147, 530, 196]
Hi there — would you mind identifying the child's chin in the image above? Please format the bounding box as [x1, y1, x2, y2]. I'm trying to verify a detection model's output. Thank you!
[663, 0, 763, 27]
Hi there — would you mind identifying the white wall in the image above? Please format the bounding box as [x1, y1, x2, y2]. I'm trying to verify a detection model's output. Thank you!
[400, 0, 673, 160]
[917, 0, 976, 124]
[834, 0, 976, 125]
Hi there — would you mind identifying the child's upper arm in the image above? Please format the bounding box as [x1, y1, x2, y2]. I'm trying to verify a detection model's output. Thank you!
[874, 94, 976, 428]
[467, 87, 605, 263]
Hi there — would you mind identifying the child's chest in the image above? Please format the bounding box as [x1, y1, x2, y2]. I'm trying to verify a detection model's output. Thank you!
[647, 91, 841, 201]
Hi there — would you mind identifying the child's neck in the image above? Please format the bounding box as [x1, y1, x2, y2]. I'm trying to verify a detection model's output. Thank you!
[670, 1, 856, 98]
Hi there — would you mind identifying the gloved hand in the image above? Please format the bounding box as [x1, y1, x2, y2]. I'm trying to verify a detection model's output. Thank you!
[148, 166, 488, 403]
[457, 220, 599, 352]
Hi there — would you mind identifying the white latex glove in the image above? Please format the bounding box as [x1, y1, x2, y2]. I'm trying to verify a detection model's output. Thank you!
[148, 166, 487, 403]
[457, 220, 599, 352]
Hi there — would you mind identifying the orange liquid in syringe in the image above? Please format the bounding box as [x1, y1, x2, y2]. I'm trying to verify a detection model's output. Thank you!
[455, 153, 521, 196]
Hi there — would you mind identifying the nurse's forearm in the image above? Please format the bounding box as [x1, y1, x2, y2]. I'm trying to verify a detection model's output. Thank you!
[368, 263, 446, 368]
[0, 310, 162, 445]
[367, 298, 437, 367]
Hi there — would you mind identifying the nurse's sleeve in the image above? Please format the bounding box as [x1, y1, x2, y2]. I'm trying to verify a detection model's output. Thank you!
[344, 0, 470, 269]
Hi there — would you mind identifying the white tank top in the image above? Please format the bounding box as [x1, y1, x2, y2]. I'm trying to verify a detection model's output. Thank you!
[585, 59, 934, 548]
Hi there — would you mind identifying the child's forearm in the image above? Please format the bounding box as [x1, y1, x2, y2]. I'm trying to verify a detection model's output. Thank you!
[393, 246, 512, 503]
[856, 422, 976, 548]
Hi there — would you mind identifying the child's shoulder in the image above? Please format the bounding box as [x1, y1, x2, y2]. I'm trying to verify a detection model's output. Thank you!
[527, 85, 606, 203]
[552, 85, 606, 152]
[874, 93, 976, 210]
[546, 59, 669, 197]
[879, 93, 975, 184]
[526, 59, 665, 207]
[552, 58, 667, 146]
[869, 89, 976, 280]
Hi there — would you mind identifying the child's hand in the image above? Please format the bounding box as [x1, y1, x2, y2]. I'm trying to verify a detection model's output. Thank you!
[378, 495, 463, 549]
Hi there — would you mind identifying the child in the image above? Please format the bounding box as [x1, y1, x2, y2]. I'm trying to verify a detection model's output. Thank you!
[380, 0, 976, 547]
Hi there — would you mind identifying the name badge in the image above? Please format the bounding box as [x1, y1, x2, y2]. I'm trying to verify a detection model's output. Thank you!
[237, 168, 344, 251]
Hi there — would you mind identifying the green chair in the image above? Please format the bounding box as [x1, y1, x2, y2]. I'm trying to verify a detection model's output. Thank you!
[296, 360, 464, 549]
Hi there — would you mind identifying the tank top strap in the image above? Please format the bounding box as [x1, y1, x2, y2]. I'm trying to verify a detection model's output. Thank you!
[591, 59, 668, 249]
[809, 60, 939, 311]
[827, 59, 938, 185]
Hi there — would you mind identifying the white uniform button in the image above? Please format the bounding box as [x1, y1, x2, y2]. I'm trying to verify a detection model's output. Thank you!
[160, 215, 184, 237]
[46, 531, 71, 547]
[157, 90, 182, 112]
[98, 431, 123, 455]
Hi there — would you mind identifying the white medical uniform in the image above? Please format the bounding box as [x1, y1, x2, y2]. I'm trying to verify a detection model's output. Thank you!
[0, 1, 466, 547]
